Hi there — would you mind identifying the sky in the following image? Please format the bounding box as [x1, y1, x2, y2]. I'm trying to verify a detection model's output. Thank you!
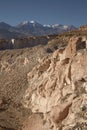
[0, 0, 87, 27]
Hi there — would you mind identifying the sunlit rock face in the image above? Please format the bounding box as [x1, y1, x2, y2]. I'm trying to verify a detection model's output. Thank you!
[22, 37, 87, 130]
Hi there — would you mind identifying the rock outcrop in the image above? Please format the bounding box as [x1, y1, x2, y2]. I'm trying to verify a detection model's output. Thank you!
[22, 36, 87, 130]
[79, 25, 87, 31]
[0, 35, 87, 130]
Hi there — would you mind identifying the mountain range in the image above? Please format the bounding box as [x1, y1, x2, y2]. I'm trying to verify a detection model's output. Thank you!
[0, 21, 77, 39]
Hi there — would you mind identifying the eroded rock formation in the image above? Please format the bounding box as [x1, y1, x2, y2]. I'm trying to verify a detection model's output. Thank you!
[22, 37, 87, 130]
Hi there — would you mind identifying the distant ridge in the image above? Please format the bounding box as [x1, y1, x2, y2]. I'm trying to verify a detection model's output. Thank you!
[0, 21, 77, 39]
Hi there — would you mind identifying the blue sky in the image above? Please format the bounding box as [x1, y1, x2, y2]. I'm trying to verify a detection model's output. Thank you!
[0, 0, 87, 27]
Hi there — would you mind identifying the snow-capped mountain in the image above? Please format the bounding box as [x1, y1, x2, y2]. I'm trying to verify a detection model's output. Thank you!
[17, 21, 43, 28]
[16, 21, 77, 36]
[0, 21, 77, 39]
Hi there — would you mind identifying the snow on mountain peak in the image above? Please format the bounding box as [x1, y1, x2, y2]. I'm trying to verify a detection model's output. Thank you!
[52, 24, 60, 28]
[20, 21, 36, 25]
[63, 25, 68, 29]
[22, 21, 29, 25]
[43, 24, 52, 28]
[19, 21, 73, 31]
[30, 21, 35, 24]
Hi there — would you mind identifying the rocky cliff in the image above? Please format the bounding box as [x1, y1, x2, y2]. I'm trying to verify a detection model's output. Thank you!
[0, 36, 87, 130]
